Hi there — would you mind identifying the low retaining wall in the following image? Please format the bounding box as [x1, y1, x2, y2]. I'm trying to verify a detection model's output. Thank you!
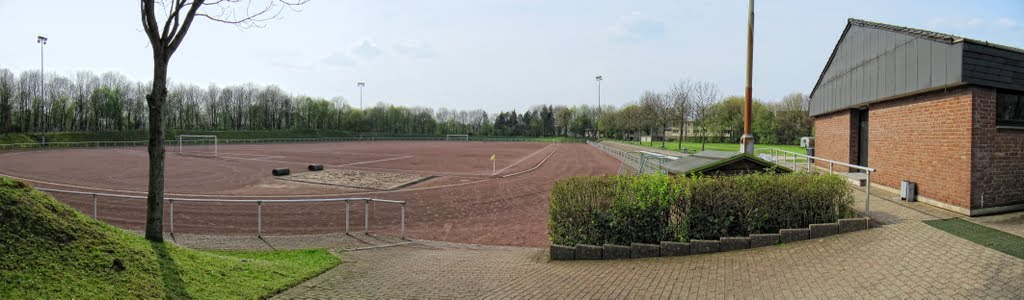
[550, 217, 870, 261]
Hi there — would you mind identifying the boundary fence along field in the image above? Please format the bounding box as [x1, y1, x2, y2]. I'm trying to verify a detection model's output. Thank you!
[587, 141, 672, 175]
[0, 136, 588, 151]
[37, 187, 407, 239]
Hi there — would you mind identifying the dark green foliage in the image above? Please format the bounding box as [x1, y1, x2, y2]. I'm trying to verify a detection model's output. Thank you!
[549, 173, 854, 245]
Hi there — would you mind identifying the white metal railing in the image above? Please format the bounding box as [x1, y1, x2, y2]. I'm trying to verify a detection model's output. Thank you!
[756, 147, 877, 213]
[37, 187, 407, 239]
[588, 141, 673, 174]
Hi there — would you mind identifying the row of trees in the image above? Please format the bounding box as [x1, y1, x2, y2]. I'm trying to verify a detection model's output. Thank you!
[0, 68, 810, 144]
[0, 68, 609, 137]
[598, 80, 812, 149]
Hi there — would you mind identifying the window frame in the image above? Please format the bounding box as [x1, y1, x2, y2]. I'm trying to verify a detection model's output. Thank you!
[996, 90, 1024, 128]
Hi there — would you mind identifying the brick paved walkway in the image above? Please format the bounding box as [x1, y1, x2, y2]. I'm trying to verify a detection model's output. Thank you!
[274, 182, 1024, 299]
[276, 225, 1023, 299]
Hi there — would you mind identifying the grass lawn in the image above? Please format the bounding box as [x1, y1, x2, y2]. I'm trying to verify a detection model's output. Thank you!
[610, 139, 807, 154]
[0, 177, 340, 299]
[924, 218, 1024, 260]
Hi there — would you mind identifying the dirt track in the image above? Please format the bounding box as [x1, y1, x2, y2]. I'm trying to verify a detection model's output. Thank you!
[0, 141, 619, 247]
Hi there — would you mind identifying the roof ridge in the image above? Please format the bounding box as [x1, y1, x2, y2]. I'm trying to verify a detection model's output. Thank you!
[847, 18, 960, 43]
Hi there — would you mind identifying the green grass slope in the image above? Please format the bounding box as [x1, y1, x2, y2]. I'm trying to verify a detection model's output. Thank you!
[0, 177, 339, 299]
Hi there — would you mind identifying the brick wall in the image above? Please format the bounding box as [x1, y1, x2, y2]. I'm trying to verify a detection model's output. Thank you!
[869, 88, 974, 209]
[812, 110, 856, 172]
[970, 87, 1024, 209]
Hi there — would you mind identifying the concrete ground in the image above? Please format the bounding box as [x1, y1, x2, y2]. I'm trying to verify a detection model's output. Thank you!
[271, 186, 1024, 299]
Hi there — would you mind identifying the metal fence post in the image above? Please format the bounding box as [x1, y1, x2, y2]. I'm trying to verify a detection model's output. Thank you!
[364, 200, 370, 235]
[865, 172, 872, 213]
[806, 156, 811, 174]
[92, 193, 97, 219]
[401, 203, 406, 240]
[169, 200, 174, 236]
[257, 201, 263, 237]
[829, 162, 833, 174]
[345, 201, 350, 235]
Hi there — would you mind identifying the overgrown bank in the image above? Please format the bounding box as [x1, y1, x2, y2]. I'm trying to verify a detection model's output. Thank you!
[549, 173, 855, 246]
[0, 177, 339, 299]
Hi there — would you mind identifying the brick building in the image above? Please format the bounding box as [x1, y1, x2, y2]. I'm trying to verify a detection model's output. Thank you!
[809, 19, 1024, 216]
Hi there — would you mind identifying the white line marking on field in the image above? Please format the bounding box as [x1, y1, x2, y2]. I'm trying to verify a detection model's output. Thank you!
[493, 143, 555, 175]
[340, 155, 414, 166]
[500, 144, 561, 178]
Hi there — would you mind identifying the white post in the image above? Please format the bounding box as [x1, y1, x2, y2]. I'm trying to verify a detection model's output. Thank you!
[345, 201, 350, 235]
[257, 201, 263, 237]
[178, 136, 182, 154]
[214, 136, 218, 157]
[865, 172, 871, 213]
[401, 203, 406, 240]
[92, 194, 97, 219]
[364, 200, 370, 235]
[169, 200, 174, 236]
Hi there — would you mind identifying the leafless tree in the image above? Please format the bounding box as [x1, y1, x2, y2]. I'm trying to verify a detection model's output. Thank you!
[689, 81, 720, 151]
[639, 91, 670, 147]
[668, 81, 692, 151]
[139, 0, 307, 242]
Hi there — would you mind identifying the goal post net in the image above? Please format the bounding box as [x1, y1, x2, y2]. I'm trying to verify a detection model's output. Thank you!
[445, 134, 469, 141]
[177, 135, 218, 157]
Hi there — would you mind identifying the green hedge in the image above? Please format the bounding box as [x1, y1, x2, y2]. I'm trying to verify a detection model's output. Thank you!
[549, 173, 854, 245]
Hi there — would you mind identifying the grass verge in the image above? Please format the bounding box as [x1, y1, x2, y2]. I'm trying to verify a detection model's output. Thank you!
[0, 176, 340, 299]
[924, 218, 1024, 260]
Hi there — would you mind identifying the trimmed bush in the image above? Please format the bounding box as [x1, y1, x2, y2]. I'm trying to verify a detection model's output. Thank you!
[549, 173, 854, 245]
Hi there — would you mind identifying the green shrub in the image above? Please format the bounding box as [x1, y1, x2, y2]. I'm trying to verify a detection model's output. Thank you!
[549, 173, 854, 245]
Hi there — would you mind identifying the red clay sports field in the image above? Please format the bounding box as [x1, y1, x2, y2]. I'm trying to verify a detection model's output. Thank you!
[0, 141, 619, 247]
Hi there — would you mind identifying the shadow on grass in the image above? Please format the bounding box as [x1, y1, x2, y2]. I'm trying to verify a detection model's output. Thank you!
[150, 242, 193, 299]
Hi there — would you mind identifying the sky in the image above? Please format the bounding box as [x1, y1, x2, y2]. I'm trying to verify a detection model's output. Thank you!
[0, 0, 1022, 114]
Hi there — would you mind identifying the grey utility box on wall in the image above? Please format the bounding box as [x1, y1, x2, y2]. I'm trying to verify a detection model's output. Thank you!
[900, 181, 917, 202]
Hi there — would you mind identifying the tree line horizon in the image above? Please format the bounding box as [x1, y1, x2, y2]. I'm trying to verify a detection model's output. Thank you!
[0, 68, 811, 145]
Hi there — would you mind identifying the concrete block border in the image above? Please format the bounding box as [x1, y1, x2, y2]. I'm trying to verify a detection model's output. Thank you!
[550, 217, 871, 261]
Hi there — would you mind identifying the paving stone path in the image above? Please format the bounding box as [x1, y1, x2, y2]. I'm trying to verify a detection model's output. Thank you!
[275, 188, 1024, 299]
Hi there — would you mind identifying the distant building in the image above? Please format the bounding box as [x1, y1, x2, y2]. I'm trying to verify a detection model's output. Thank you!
[809, 19, 1024, 215]
[663, 123, 732, 141]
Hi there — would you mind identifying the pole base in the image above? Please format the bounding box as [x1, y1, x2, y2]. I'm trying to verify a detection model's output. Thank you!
[739, 134, 755, 155]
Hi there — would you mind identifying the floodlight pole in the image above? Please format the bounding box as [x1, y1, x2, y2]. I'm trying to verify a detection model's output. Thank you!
[595, 75, 602, 139]
[357, 82, 365, 110]
[739, 0, 755, 155]
[37, 36, 48, 146]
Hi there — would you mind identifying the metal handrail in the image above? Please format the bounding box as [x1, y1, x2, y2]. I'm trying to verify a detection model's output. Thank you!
[757, 147, 876, 213]
[37, 187, 407, 239]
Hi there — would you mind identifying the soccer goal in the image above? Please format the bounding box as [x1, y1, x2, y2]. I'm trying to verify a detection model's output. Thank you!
[178, 135, 218, 157]
[446, 134, 469, 141]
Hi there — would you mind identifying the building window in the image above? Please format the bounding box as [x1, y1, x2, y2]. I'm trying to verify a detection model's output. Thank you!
[997, 90, 1024, 127]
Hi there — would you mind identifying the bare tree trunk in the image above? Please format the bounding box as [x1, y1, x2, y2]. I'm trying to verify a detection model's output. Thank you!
[145, 58, 167, 242]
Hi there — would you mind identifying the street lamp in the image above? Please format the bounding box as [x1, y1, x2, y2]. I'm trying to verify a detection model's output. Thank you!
[357, 82, 365, 110]
[37, 36, 47, 146]
[595, 75, 602, 139]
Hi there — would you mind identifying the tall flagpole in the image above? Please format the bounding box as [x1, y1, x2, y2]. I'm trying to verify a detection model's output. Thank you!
[740, 0, 756, 154]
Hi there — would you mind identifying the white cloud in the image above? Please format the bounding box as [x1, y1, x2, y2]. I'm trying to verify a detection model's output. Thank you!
[321, 51, 356, 67]
[607, 12, 665, 42]
[393, 40, 434, 59]
[351, 40, 383, 58]
[996, 17, 1018, 28]
[928, 16, 1019, 30]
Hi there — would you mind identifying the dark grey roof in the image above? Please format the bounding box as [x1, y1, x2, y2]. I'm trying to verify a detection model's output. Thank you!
[661, 150, 778, 174]
[849, 18, 1024, 54]
[848, 18, 959, 43]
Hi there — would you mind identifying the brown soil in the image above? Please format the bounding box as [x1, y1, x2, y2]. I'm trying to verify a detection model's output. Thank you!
[0, 141, 619, 247]
[279, 169, 433, 190]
